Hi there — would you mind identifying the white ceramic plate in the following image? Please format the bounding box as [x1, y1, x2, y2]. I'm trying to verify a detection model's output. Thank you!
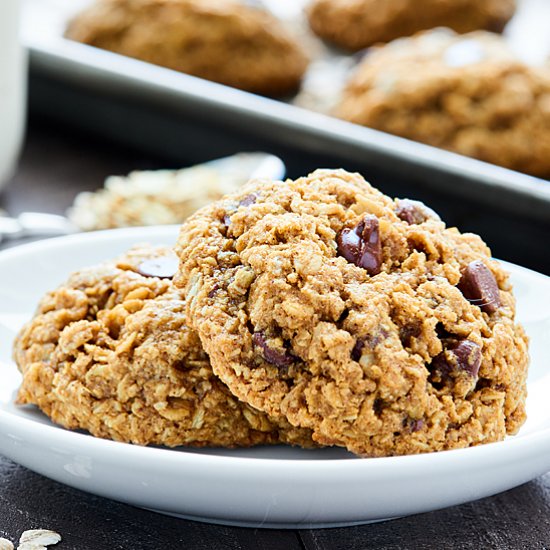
[1, 226, 549, 528]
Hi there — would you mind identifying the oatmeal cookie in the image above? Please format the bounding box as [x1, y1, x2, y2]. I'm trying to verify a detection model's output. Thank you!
[65, 0, 308, 97]
[337, 29, 550, 178]
[14, 245, 313, 448]
[175, 169, 529, 457]
[307, 0, 515, 51]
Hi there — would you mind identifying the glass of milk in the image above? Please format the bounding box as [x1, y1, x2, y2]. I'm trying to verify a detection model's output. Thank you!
[0, 0, 26, 187]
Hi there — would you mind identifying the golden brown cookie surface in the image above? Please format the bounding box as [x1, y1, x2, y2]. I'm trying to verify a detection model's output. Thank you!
[66, 0, 308, 96]
[175, 169, 528, 457]
[307, 0, 515, 51]
[337, 30, 550, 178]
[14, 245, 313, 448]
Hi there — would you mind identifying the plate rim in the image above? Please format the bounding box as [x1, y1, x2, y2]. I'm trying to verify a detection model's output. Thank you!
[2, 399, 550, 470]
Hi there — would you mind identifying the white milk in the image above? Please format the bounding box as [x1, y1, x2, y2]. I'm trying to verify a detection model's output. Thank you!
[0, 0, 26, 187]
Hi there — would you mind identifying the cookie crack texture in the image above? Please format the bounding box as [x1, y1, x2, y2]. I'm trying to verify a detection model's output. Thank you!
[175, 168, 528, 457]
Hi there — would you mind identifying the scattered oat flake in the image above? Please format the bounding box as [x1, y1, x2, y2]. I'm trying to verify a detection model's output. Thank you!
[18, 530, 61, 550]
[0, 538, 14, 550]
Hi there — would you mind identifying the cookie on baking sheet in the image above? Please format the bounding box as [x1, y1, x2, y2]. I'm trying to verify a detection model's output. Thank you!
[175, 169, 528, 457]
[14, 245, 313, 448]
[65, 0, 308, 97]
[337, 29, 550, 178]
[306, 0, 515, 51]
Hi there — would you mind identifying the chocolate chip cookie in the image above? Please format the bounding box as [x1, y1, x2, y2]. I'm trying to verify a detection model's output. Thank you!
[14, 245, 313, 448]
[65, 0, 308, 97]
[307, 0, 515, 51]
[175, 169, 528, 457]
[337, 29, 550, 178]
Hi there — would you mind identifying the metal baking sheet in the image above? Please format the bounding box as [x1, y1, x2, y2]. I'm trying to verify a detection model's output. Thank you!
[22, 0, 550, 221]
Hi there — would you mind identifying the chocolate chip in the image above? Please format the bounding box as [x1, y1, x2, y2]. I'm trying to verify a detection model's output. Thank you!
[431, 339, 481, 378]
[395, 199, 441, 224]
[370, 329, 389, 347]
[451, 340, 482, 377]
[431, 350, 454, 377]
[239, 194, 257, 208]
[403, 418, 424, 432]
[399, 324, 421, 347]
[207, 283, 219, 298]
[337, 215, 382, 275]
[351, 330, 389, 361]
[458, 260, 501, 314]
[252, 332, 295, 367]
[223, 194, 257, 228]
[410, 419, 424, 432]
[136, 256, 178, 279]
[351, 339, 365, 361]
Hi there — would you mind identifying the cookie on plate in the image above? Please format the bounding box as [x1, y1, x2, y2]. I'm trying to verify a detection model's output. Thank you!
[14, 245, 313, 448]
[175, 169, 529, 457]
[306, 0, 515, 51]
[337, 29, 550, 178]
[65, 0, 308, 96]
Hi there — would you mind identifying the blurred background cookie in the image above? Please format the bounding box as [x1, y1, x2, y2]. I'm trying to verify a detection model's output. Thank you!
[65, 0, 309, 96]
[337, 29, 550, 177]
[306, 0, 516, 51]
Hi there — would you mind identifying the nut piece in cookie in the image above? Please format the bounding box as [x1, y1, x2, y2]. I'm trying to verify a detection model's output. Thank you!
[307, 0, 515, 51]
[337, 29, 550, 177]
[65, 0, 308, 97]
[13, 245, 313, 448]
[175, 168, 529, 457]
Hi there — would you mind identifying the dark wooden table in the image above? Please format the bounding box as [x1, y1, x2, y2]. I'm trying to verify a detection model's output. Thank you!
[1, 119, 549, 550]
